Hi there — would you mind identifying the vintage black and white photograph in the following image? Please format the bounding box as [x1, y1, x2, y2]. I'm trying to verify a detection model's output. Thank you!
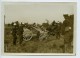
[3, 2, 76, 55]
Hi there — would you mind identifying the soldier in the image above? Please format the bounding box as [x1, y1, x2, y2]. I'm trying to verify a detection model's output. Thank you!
[56, 21, 61, 39]
[12, 23, 17, 45]
[62, 14, 73, 53]
[19, 23, 24, 44]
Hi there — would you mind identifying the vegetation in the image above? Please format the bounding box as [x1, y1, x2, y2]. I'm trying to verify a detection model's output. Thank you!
[4, 14, 73, 53]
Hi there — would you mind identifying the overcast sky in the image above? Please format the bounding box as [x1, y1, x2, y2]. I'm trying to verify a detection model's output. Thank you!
[4, 2, 75, 24]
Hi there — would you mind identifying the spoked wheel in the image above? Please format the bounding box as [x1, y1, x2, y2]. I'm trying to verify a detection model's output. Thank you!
[23, 36, 32, 41]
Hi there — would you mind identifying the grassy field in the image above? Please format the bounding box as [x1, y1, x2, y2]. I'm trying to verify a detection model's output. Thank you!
[4, 25, 73, 53]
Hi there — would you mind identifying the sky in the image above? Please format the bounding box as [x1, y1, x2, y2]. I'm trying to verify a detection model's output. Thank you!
[4, 2, 75, 24]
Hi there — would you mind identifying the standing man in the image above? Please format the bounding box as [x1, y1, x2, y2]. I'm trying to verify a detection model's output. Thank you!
[12, 23, 17, 45]
[19, 23, 24, 44]
[56, 21, 61, 39]
[62, 14, 73, 53]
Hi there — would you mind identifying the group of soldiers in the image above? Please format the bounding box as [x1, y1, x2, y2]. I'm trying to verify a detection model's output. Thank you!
[46, 20, 62, 39]
[11, 22, 23, 45]
[11, 14, 73, 51]
[11, 21, 61, 45]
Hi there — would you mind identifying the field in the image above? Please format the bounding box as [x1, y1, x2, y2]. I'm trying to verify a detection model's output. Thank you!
[4, 25, 73, 53]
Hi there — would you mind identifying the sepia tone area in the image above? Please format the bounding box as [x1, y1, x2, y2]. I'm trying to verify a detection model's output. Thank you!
[4, 2, 74, 53]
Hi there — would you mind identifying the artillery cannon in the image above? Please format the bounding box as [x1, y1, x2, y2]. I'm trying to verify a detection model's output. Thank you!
[23, 26, 48, 41]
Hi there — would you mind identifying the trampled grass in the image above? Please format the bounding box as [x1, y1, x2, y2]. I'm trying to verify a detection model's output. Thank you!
[4, 26, 73, 53]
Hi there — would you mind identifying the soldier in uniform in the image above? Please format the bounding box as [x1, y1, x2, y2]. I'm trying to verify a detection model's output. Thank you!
[19, 23, 24, 44]
[12, 23, 17, 45]
[62, 14, 73, 53]
[56, 21, 61, 39]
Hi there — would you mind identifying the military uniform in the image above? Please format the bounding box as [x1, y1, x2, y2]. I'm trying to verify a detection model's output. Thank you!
[12, 26, 17, 45]
[55, 23, 61, 39]
[19, 25, 24, 44]
[62, 14, 73, 53]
